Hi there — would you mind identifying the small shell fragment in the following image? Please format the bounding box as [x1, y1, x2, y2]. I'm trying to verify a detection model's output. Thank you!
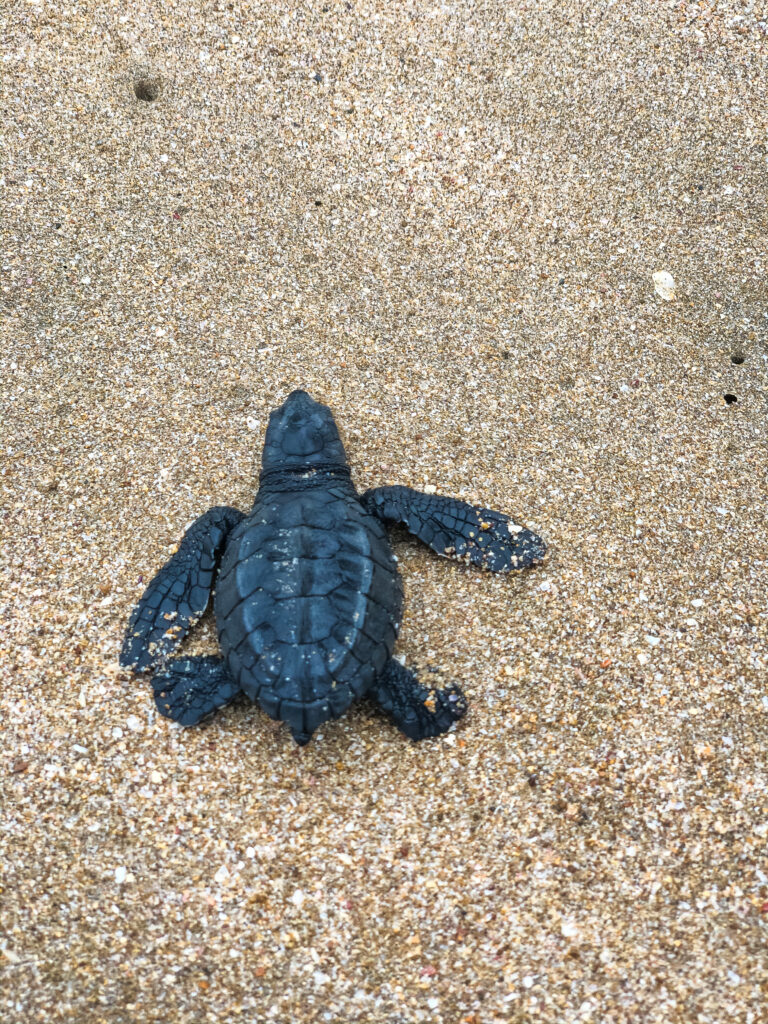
[561, 918, 580, 939]
[652, 270, 676, 301]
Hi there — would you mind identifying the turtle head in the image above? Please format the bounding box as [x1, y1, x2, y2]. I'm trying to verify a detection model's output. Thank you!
[261, 390, 348, 473]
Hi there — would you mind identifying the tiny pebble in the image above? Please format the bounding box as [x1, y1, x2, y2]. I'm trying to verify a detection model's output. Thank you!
[652, 270, 676, 300]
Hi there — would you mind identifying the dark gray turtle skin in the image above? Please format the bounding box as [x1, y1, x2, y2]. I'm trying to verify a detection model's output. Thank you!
[120, 390, 546, 745]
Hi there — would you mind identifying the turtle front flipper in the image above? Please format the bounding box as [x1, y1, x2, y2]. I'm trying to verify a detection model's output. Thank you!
[362, 485, 545, 572]
[120, 506, 244, 672]
[369, 659, 467, 741]
[152, 655, 241, 726]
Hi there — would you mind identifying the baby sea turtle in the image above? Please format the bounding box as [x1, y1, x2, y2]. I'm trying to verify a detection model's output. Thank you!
[120, 391, 545, 744]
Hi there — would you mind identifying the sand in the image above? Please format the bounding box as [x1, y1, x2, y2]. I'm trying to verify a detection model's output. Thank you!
[2, 2, 767, 1022]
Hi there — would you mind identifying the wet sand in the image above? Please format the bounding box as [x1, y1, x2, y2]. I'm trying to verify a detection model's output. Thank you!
[2, 2, 767, 1022]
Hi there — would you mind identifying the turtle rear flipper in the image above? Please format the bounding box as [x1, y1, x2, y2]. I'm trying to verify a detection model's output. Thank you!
[362, 485, 545, 573]
[369, 658, 467, 741]
[152, 655, 241, 726]
[120, 506, 244, 672]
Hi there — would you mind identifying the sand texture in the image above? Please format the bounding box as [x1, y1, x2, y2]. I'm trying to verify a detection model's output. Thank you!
[2, 2, 767, 1022]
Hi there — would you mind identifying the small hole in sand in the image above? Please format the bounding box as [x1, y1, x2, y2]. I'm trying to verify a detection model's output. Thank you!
[134, 78, 160, 102]
[730, 354, 745, 365]
[723, 394, 737, 405]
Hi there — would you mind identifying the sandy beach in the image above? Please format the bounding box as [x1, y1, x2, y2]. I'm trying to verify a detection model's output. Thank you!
[2, 2, 767, 1021]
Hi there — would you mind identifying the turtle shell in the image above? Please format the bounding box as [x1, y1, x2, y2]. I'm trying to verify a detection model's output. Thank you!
[215, 481, 403, 740]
